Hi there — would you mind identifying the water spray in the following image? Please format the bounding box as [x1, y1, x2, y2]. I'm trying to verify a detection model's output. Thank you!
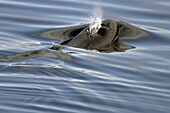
[88, 6, 103, 35]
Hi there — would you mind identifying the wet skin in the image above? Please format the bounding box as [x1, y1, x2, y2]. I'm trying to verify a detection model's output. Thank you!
[1, 19, 149, 62]
[48, 19, 149, 52]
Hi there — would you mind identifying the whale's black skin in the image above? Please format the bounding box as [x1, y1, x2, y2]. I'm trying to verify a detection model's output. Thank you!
[66, 20, 118, 50]
[1, 20, 149, 62]
[47, 19, 149, 52]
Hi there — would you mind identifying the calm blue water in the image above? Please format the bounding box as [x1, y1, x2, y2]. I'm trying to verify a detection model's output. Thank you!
[0, 0, 170, 113]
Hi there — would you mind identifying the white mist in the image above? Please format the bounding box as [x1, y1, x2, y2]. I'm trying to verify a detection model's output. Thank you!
[88, 6, 103, 35]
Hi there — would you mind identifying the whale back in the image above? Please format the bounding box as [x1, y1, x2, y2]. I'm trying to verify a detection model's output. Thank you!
[67, 20, 118, 50]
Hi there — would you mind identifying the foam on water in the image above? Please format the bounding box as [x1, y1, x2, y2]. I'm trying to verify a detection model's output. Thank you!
[88, 6, 102, 34]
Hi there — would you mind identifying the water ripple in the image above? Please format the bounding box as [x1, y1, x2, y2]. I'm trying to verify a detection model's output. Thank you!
[0, 0, 170, 113]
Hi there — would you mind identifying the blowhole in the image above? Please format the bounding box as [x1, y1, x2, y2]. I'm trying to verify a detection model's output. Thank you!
[97, 27, 107, 36]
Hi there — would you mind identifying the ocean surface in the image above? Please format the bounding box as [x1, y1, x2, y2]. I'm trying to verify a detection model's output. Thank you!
[0, 0, 170, 113]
